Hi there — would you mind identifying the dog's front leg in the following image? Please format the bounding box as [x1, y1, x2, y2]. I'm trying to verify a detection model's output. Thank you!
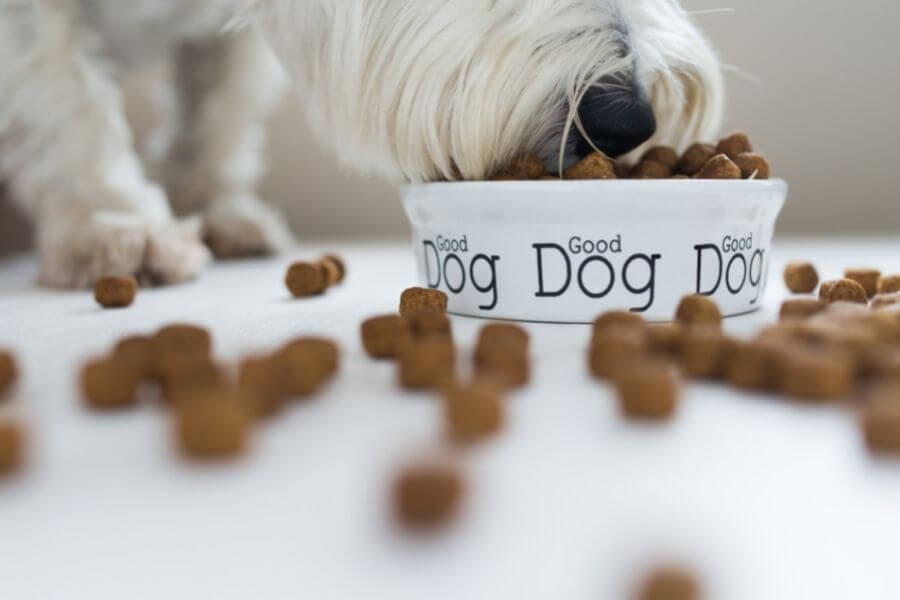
[0, 2, 210, 287]
[164, 28, 294, 259]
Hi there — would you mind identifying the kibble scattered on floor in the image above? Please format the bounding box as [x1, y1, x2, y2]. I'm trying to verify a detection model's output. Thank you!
[783, 261, 820, 294]
[399, 286, 448, 316]
[0, 420, 25, 476]
[392, 462, 465, 531]
[637, 567, 700, 600]
[0, 350, 17, 399]
[285, 254, 347, 298]
[94, 275, 138, 308]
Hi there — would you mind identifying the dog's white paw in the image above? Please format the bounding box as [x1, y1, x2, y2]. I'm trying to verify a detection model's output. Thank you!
[36, 212, 210, 288]
[203, 196, 295, 259]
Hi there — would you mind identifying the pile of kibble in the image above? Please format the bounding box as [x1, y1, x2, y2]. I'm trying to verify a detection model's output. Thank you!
[489, 131, 769, 181]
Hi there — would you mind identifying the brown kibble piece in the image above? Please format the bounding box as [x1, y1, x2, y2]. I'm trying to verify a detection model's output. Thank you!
[490, 155, 545, 180]
[863, 384, 900, 454]
[696, 154, 741, 179]
[477, 323, 530, 350]
[675, 295, 722, 328]
[474, 342, 530, 387]
[444, 380, 504, 443]
[0, 420, 25, 475]
[286, 261, 327, 297]
[872, 292, 900, 309]
[589, 329, 647, 379]
[726, 340, 776, 390]
[614, 160, 632, 179]
[405, 310, 452, 339]
[563, 151, 616, 180]
[176, 395, 250, 460]
[393, 463, 464, 530]
[716, 131, 753, 160]
[322, 254, 346, 283]
[152, 324, 212, 358]
[399, 287, 448, 317]
[281, 337, 340, 377]
[615, 360, 679, 420]
[647, 323, 683, 356]
[113, 336, 155, 380]
[734, 152, 770, 179]
[397, 337, 455, 389]
[679, 326, 734, 379]
[844, 268, 881, 299]
[82, 358, 140, 409]
[237, 356, 285, 417]
[878, 275, 900, 295]
[677, 143, 716, 176]
[157, 356, 227, 403]
[783, 261, 819, 294]
[0, 351, 17, 398]
[641, 146, 679, 170]
[638, 567, 700, 600]
[780, 298, 826, 321]
[779, 348, 855, 401]
[318, 258, 342, 287]
[630, 161, 671, 179]
[94, 275, 138, 308]
[819, 278, 868, 304]
[361, 315, 410, 359]
[593, 310, 646, 335]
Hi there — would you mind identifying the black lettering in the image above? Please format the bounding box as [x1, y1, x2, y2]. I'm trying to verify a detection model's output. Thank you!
[533, 244, 571, 297]
[577, 256, 615, 298]
[470, 254, 500, 310]
[623, 253, 661, 312]
[695, 243, 723, 295]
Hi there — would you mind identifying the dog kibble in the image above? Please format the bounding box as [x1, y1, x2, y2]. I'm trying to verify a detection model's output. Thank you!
[152, 324, 212, 359]
[281, 337, 340, 378]
[286, 261, 327, 297]
[677, 143, 717, 176]
[318, 258, 342, 287]
[780, 298, 827, 321]
[397, 336, 456, 389]
[237, 356, 285, 417]
[593, 310, 647, 337]
[716, 131, 753, 160]
[491, 154, 545, 180]
[844, 268, 881, 298]
[474, 342, 530, 387]
[615, 360, 679, 420]
[726, 340, 776, 389]
[113, 335, 155, 380]
[393, 463, 464, 530]
[322, 254, 346, 283]
[641, 146, 679, 170]
[734, 152, 770, 179]
[862, 384, 900, 453]
[647, 323, 683, 355]
[779, 348, 855, 401]
[783, 261, 819, 294]
[399, 287, 448, 317]
[0, 351, 17, 399]
[679, 326, 734, 379]
[444, 380, 504, 443]
[94, 275, 138, 308]
[406, 310, 452, 339]
[631, 160, 671, 179]
[878, 275, 900, 295]
[589, 329, 647, 379]
[696, 153, 741, 179]
[477, 323, 530, 350]
[872, 292, 900, 309]
[0, 420, 25, 476]
[675, 295, 722, 328]
[638, 567, 700, 600]
[81, 358, 140, 409]
[175, 395, 250, 460]
[819, 278, 868, 304]
[362, 315, 410, 359]
[564, 151, 616, 180]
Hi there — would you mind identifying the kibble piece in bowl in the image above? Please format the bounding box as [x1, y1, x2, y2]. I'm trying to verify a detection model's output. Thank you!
[734, 152, 770, 179]
[696, 154, 741, 179]
[393, 462, 464, 530]
[563, 151, 616, 180]
[630, 160, 671, 179]
[490, 155, 546, 180]
[677, 142, 716, 176]
[783, 261, 819, 294]
[716, 131, 753, 160]
[878, 275, 900, 295]
[399, 287, 448, 317]
[844, 268, 881, 298]
[819, 278, 868, 304]
[641, 146, 679, 170]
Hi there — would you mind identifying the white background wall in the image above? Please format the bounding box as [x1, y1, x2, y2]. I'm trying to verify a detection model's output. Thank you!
[2, 0, 898, 252]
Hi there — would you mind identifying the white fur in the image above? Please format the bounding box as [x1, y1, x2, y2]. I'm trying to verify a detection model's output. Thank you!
[0, 0, 723, 287]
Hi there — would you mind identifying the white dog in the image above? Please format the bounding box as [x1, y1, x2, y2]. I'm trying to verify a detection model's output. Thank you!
[0, 0, 723, 288]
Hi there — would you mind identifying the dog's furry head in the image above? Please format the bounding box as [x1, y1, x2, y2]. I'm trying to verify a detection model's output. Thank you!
[254, 0, 723, 182]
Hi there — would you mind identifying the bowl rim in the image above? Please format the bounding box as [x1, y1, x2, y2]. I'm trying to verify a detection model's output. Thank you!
[401, 177, 788, 194]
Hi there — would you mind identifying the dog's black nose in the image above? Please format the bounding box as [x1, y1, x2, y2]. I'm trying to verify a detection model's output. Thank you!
[575, 84, 657, 158]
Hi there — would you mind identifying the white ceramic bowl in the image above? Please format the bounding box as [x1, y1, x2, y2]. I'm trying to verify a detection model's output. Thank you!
[402, 179, 788, 323]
